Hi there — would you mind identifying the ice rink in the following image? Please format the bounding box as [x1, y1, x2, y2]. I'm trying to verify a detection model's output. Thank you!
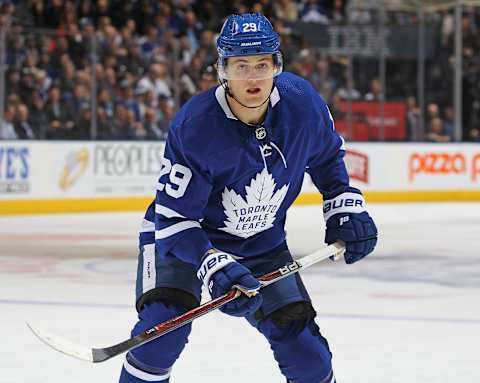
[1, 203, 479, 383]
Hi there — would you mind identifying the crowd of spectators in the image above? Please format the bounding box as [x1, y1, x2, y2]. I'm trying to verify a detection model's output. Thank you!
[0, 0, 479, 142]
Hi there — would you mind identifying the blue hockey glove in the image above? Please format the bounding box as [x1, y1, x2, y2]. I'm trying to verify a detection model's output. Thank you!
[197, 249, 263, 317]
[323, 188, 378, 264]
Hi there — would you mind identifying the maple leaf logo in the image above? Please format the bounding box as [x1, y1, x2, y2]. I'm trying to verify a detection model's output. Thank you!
[219, 168, 289, 238]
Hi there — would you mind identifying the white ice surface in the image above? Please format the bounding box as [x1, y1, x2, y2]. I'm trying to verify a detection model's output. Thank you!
[1, 203, 479, 383]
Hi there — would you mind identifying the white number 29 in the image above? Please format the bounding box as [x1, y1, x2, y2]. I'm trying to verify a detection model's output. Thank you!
[242, 23, 257, 32]
[157, 158, 192, 199]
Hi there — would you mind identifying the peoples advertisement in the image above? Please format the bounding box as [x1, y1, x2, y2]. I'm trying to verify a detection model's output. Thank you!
[0, 141, 165, 201]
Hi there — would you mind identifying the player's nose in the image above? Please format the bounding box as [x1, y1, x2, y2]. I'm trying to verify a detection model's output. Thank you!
[246, 77, 260, 85]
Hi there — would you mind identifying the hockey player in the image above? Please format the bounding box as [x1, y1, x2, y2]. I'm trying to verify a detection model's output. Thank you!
[120, 13, 377, 383]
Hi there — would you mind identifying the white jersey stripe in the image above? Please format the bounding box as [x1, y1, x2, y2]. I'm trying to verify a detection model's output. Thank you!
[142, 244, 156, 295]
[155, 221, 201, 239]
[215, 86, 237, 120]
[340, 136, 346, 151]
[139, 219, 155, 233]
[155, 204, 186, 219]
[123, 359, 171, 381]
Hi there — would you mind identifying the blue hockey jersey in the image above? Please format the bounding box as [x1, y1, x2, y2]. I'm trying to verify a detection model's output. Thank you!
[140, 72, 349, 266]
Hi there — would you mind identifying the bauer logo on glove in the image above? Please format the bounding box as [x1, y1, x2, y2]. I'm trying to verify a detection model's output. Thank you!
[323, 188, 378, 264]
[196, 250, 235, 285]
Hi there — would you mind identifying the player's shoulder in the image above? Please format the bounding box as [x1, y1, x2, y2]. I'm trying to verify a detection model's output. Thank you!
[168, 87, 222, 137]
[275, 72, 329, 119]
[167, 87, 231, 161]
[173, 88, 218, 125]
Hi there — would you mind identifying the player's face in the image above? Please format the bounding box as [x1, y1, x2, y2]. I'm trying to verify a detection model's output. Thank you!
[226, 55, 275, 107]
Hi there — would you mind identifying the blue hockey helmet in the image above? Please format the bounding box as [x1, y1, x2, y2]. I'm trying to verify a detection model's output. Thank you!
[216, 13, 283, 80]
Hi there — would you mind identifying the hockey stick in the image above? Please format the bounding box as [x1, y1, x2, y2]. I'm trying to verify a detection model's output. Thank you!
[27, 241, 345, 363]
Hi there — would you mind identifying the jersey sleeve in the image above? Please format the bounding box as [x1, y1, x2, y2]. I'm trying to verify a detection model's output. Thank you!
[154, 124, 213, 266]
[306, 92, 350, 199]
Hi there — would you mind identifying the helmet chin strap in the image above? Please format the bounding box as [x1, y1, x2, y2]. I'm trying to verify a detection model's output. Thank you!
[220, 80, 273, 110]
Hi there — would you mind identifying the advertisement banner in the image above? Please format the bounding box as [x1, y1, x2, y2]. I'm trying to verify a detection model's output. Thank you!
[302, 143, 480, 193]
[0, 141, 165, 201]
[350, 143, 480, 191]
[0, 144, 30, 194]
[1, 141, 479, 212]
[335, 102, 407, 141]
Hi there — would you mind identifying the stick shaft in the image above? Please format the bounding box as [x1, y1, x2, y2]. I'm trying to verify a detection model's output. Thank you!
[92, 241, 345, 362]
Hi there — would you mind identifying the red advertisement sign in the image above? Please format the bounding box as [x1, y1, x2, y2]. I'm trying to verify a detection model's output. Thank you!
[335, 102, 406, 141]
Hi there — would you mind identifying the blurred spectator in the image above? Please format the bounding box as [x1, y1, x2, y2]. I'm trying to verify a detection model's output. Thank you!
[96, 106, 113, 139]
[443, 105, 455, 139]
[75, 102, 92, 139]
[469, 127, 480, 142]
[130, 110, 148, 140]
[364, 78, 383, 101]
[193, 1, 223, 31]
[29, 91, 49, 139]
[137, 24, 160, 60]
[124, 41, 149, 76]
[44, 0, 64, 28]
[347, 5, 373, 24]
[197, 66, 217, 92]
[137, 62, 172, 106]
[157, 95, 175, 139]
[6, 69, 21, 95]
[337, 78, 361, 101]
[299, 0, 329, 24]
[180, 10, 203, 54]
[331, 0, 346, 23]
[13, 104, 35, 139]
[119, 79, 141, 122]
[111, 104, 135, 140]
[310, 55, 336, 101]
[97, 88, 114, 119]
[426, 117, 452, 142]
[426, 102, 440, 123]
[143, 107, 163, 140]
[273, 0, 299, 22]
[252, 1, 274, 18]
[137, 85, 157, 122]
[45, 86, 75, 139]
[197, 29, 217, 66]
[0, 105, 18, 140]
[406, 96, 422, 141]
[34, 69, 52, 99]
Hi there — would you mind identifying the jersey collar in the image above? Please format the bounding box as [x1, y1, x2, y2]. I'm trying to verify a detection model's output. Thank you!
[215, 85, 280, 121]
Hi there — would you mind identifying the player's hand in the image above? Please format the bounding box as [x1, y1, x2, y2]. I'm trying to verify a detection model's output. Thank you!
[197, 250, 263, 317]
[323, 188, 377, 264]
